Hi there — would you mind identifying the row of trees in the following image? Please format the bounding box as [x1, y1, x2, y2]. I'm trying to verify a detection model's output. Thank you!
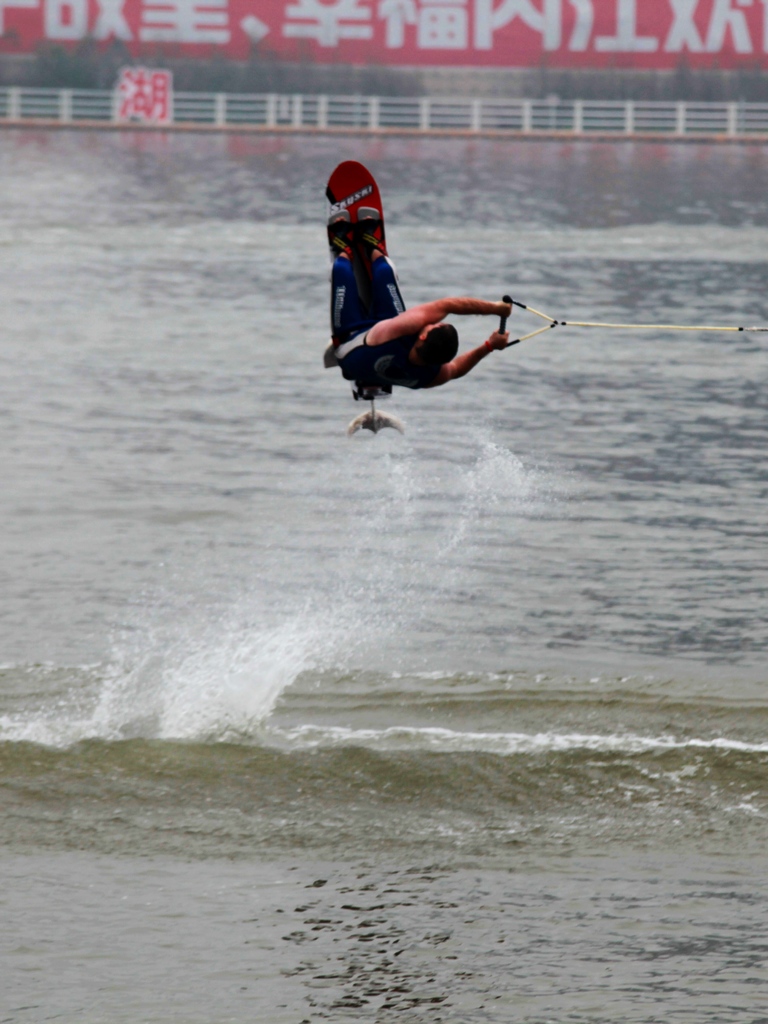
[1, 40, 767, 101]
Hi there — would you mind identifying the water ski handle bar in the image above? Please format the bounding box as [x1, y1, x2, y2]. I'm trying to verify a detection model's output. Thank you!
[499, 295, 512, 334]
[500, 295, 537, 348]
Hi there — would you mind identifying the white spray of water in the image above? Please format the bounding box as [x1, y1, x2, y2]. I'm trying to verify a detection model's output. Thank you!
[441, 436, 553, 553]
[95, 609, 340, 742]
[1, 436, 562, 749]
[0, 603, 353, 748]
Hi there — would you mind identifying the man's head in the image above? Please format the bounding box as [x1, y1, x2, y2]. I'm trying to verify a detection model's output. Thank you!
[411, 323, 459, 366]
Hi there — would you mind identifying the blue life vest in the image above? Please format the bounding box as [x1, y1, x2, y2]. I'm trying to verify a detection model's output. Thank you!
[338, 334, 440, 390]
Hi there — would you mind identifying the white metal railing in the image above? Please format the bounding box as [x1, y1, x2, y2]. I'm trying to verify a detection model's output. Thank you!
[1, 88, 767, 136]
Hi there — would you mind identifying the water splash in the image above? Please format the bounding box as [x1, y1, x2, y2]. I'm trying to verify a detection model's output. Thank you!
[0, 604, 348, 747]
[0, 435, 561, 749]
[96, 609, 339, 742]
[442, 436, 555, 553]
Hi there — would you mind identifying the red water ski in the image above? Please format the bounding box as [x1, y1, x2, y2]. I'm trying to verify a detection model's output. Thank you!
[326, 161, 388, 282]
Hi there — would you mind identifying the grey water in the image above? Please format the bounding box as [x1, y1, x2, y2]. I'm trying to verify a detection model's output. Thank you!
[1, 130, 767, 1022]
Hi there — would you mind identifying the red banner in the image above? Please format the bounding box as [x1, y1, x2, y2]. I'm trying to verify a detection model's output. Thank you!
[1, 0, 766, 68]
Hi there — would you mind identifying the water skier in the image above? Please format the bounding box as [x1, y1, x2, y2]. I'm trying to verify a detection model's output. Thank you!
[329, 210, 512, 391]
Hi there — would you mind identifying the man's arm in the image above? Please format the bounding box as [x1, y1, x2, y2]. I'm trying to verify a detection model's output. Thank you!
[425, 330, 510, 388]
[367, 297, 511, 347]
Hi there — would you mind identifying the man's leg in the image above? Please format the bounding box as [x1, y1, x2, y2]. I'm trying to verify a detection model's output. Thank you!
[354, 206, 405, 323]
[329, 210, 371, 343]
[369, 254, 406, 322]
[330, 255, 370, 343]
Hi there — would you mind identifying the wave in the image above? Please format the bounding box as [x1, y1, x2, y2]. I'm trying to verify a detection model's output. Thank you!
[269, 723, 768, 755]
[2, 719, 765, 861]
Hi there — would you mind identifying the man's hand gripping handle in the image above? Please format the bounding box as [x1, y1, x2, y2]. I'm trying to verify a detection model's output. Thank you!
[483, 296, 513, 352]
[499, 294, 512, 334]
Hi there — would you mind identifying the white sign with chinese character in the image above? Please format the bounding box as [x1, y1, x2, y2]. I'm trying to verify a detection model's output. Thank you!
[116, 67, 173, 124]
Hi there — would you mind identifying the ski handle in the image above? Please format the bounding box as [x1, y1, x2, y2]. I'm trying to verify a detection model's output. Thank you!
[499, 295, 512, 334]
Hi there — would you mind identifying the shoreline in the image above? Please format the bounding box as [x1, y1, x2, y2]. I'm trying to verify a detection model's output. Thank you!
[2, 119, 768, 145]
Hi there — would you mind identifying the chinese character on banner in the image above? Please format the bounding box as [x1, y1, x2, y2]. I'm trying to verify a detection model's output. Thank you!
[378, 0, 417, 47]
[283, 0, 373, 46]
[139, 0, 231, 44]
[378, 0, 469, 49]
[418, 0, 468, 47]
[116, 68, 173, 124]
[474, 0, 561, 51]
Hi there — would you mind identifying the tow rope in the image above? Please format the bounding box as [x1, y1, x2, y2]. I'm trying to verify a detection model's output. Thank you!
[500, 295, 768, 347]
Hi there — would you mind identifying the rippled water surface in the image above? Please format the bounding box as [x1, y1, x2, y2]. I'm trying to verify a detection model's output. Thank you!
[1, 130, 767, 1022]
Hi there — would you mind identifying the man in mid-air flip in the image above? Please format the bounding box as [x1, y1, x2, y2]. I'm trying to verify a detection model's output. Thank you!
[328, 209, 512, 391]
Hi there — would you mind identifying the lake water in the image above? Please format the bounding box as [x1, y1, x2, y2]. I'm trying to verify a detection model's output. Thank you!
[1, 129, 767, 1022]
